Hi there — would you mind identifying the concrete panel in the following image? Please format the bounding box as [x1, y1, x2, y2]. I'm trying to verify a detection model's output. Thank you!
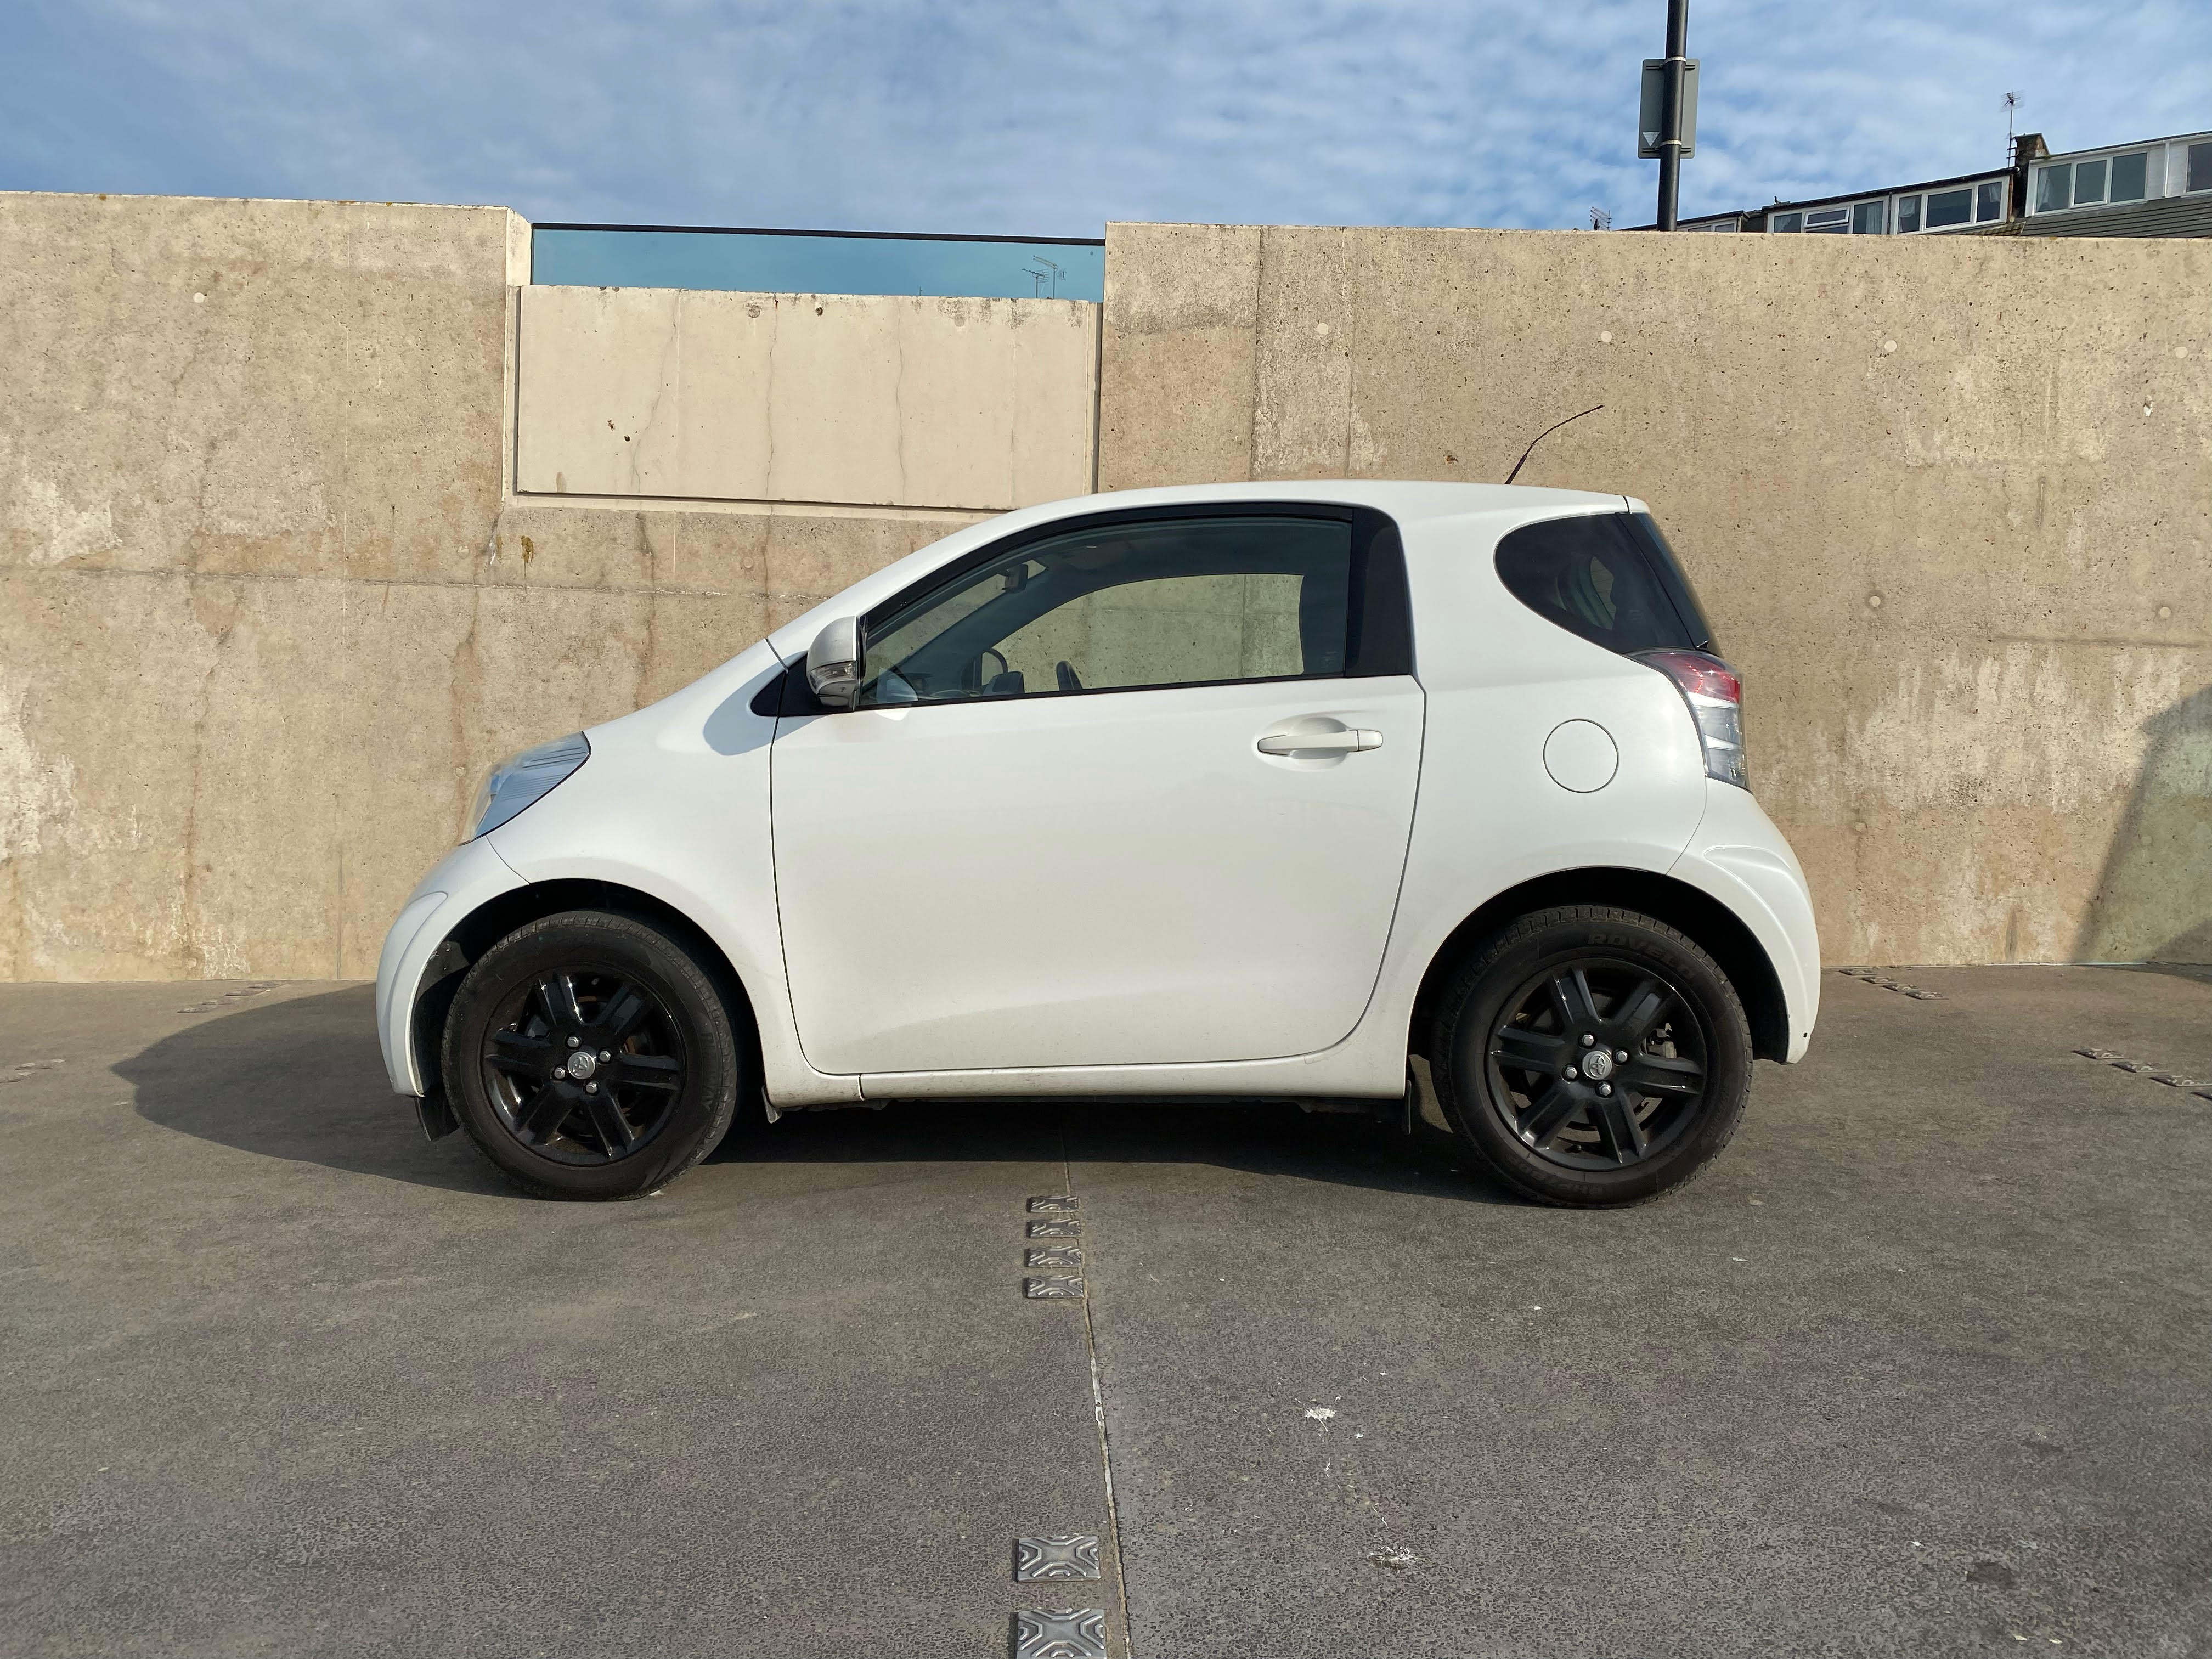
[516, 286, 1098, 511]
[1097, 223, 1260, 492]
[1101, 222, 2212, 965]
[0, 192, 983, 979]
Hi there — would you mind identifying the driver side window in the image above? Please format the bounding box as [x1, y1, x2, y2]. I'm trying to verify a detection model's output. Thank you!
[859, 515, 1353, 705]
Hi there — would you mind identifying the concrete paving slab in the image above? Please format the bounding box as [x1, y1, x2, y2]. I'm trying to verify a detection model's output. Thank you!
[1, 967, 2207, 1657]
[1068, 965, 2212, 1657]
[0, 983, 1124, 1658]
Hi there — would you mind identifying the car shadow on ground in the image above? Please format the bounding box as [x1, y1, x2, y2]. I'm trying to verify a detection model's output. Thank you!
[122, 983, 1521, 1206]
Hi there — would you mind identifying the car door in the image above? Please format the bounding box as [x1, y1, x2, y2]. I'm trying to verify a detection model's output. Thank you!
[769, 505, 1424, 1077]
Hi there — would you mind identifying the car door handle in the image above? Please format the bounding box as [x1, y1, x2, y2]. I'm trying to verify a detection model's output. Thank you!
[1256, 728, 1383, 755]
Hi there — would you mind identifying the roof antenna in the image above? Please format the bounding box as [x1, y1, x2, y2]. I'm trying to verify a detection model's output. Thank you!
[1503, 405, 1604, 486]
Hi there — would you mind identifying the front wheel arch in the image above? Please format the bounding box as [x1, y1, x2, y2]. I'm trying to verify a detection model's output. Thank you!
[1409, 868, 1789, 1066]
[409, 879, 762, 1135]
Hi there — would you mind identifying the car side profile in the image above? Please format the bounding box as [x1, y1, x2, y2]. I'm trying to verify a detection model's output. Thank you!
[375, 481, 1818, 1206]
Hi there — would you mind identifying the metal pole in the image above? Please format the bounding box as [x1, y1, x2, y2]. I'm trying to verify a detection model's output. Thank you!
[1655, 0, 1689, 230]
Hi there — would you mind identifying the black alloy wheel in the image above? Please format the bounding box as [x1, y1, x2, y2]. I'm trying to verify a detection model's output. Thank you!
[1485, 958, 1709, 1170]
[443, 911, 743, 1200]
[1431, 905, 1752, 1207]
[481, 969, 687, 1166]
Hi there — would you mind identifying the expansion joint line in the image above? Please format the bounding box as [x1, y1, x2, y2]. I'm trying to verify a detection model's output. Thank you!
[1062, 1115, 1137, 1658]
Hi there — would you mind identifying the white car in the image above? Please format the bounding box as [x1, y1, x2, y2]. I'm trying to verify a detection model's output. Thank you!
[376, 482, 1818, 1206]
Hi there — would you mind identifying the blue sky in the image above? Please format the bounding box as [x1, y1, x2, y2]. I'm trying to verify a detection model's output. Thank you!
[2, 1, 2203, 235]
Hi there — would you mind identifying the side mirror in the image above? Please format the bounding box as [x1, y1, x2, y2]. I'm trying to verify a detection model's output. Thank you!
[806, 616, 863, 710]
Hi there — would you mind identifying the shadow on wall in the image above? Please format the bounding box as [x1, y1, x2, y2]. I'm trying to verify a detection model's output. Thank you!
[121, 985, 1515, 1205]
[2077, 685, 2212, 964]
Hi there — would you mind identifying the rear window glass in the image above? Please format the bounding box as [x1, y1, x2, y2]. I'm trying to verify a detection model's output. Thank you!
[1494, 512, 1712, 656]
[1621, 513, 1716, 652]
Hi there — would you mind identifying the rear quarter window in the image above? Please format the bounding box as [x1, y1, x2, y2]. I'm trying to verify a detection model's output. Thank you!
[1494, 512, 1711, 656]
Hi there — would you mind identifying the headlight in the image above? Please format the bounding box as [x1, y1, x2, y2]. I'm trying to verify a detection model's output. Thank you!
[462, 732, 590, 842]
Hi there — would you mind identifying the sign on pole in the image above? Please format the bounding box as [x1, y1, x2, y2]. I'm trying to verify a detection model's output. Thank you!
[1638, 59, 1699, 158]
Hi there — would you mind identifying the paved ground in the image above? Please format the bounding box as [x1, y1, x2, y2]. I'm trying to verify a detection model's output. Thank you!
[1, 966, 2208, 1658]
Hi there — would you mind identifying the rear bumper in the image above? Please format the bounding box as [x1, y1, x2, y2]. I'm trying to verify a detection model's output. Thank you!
[1669, 783, 1821, 1063]
[373, 838, 528, 1096]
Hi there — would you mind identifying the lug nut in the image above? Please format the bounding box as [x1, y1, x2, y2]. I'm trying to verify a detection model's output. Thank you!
[1565, 1066, 1579, 1080]
[1616, 1049, 1629, 1063]
[599, 1050, 611, 1062]
[585, 1082, 598, 1094]
[1581, 1034, 1595, 1047]
[1598, 1082, 1612, 1096]
[567, 1036, 581, 1049]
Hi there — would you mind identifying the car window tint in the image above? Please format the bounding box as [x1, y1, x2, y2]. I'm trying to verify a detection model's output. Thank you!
[1622, 513, 1716, 653]
[1493, 512, 1701, 656]
[860, 516, 1353, 704]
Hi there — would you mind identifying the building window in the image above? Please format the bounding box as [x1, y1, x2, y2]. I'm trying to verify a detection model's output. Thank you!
[2191, 142, 2212, 193]
[2038, 152, 2155, 212]
[1925, 187, 1974, 228]
[1977, 179, 2005, 221]
[1770, 211, 1802, 232]
[1852, 199, 1887, 234]
[1805, 207, 1850, 233]
[1895, 194, 1922, 233]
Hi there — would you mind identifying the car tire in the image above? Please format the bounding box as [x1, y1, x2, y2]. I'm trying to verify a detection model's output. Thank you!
[442, 910, 742, 1200]
[1429, 905, 1752, 1207]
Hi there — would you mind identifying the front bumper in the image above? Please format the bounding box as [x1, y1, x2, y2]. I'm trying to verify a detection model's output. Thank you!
[373, 837, 528, 1095]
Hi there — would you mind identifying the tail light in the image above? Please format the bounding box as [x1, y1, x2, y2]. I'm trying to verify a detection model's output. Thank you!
[1635, 648, 1747, 789]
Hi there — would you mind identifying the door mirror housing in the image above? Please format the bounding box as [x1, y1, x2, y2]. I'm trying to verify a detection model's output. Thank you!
[806, 617, 863, 709]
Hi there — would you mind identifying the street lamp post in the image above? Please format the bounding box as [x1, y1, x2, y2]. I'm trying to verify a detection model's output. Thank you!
[1656, 0, 1690, 230]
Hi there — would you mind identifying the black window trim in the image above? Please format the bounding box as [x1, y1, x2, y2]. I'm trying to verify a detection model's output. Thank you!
[760, 500, 1412, 716]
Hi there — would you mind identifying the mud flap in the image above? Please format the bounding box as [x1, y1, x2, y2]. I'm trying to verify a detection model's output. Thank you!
[414, 1088, 459, 1142]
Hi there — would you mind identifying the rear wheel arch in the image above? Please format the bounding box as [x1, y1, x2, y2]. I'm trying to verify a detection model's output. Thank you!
[1409, 868, 1790, 1065]
[410, 879, 763, 1123]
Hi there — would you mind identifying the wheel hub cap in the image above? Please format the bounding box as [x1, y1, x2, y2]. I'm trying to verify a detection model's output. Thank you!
[564, 1050, 598, 1081]
[1580, 1046, 1614, 1081]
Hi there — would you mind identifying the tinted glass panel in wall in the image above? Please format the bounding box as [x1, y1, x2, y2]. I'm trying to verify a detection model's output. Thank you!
[1896, 194, 1923, 233]
[2110, 152, 2150, 201]
[1852, 200, 1888, 234]
[2192, 142, 2212, 193]
[1926, 188, 1975, 228]
[857, 517, 1354, 704]
[1494, 514, 1702, 657]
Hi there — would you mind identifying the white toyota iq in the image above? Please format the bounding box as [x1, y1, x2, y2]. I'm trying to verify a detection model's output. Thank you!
[377, 482, 1818, 1206]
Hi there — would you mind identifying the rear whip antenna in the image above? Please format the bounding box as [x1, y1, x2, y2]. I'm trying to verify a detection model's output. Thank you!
[1503, 405, 1604, 486]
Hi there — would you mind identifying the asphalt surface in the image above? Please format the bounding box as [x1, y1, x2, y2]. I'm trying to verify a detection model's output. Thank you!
[1, 965, 2208, 1657]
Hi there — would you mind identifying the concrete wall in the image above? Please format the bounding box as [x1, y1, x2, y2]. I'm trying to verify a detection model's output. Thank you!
[5, 194, 2207, 978]
[1100, 222, 2212, 966]
[516, 285, 1097, 511]
[0, 194, 988, 979]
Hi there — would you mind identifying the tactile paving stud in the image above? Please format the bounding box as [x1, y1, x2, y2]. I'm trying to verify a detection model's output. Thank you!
[1025, 1245, 1082, 1269]
[1016, 1535, 1102, 1581]
[1023, 1274, 1085, 1299]
[1026, 1218, 1080, 1239]
[1014, 1607, 1107, 1659]
[1027, 1195, 1077, 1213]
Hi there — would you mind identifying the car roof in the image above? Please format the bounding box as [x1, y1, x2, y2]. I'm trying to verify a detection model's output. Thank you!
[1056, 479, 1629, 524]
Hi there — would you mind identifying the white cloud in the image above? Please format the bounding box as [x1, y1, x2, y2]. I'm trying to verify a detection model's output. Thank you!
[1, 0, 2203, 233]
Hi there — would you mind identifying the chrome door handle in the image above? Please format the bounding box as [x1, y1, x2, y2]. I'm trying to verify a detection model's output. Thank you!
[1256, 729, 1383, 755]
